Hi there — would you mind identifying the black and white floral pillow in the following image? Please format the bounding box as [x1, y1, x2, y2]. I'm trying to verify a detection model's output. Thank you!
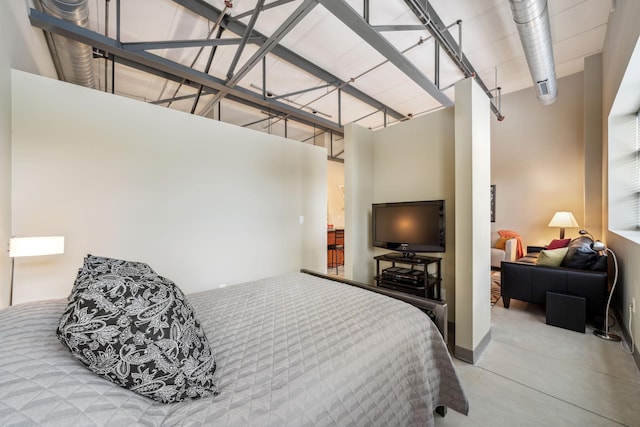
[57, 255, 218, 403]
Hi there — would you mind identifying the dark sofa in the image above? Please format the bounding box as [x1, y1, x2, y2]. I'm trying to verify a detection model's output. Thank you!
[500, 237, 608, 321]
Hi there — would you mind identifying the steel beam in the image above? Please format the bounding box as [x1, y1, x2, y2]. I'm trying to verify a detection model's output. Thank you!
[262, 56, 267, 99]
[226, 0, 265, 80]
[338, 88, 342, 127]
[173, 0, 405, 121]
[402, 0, 503, 119]
[317, 0, 453, 107]
[191, 25, 225, 113]
[123, 54, 340, 134]
[363, 0, 369, 23]
[232, 0, 296, 21]
[151, 92, 209, 105]
[29, 8, 344, 134]
[271, 82, 337, 100]
[434, 40, 440, 88]
[371, 25, 426, 31]
[353, 107, 383, 124]
[205, 0, 317, 110]
[123, 37, 263, 51]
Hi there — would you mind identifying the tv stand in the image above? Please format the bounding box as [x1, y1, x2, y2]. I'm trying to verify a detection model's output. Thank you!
[374, 253, 442, 301]
[388, 252, 416, 259]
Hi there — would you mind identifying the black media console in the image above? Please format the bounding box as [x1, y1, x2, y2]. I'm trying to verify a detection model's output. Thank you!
[374, 254, 442, 301]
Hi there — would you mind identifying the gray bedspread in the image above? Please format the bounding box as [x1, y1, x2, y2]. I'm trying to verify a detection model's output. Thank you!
[0, 272, 468, 426]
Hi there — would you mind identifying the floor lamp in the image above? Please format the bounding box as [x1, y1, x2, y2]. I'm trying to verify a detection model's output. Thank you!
[591, 240, 621, 342]
[9, 236, 65, 306]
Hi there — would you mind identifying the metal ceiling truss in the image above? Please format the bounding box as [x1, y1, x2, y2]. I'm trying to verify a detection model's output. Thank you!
[201, 0, 318, 116]
[225, 0, 264, 82]
[401, 0, 504, 120]
[172, 0, 406, 122]
[318, 0, 454, 108]
[105, 50, 343, 159]
[312, 0, 504, 121]
[30, 0, 505, 157]
[231, 0, 297, 21]
[122, 37, 263, 51]
[114, 53, 342, 135]
[190, 24, 225, 113]
[28, 7, 345, 136]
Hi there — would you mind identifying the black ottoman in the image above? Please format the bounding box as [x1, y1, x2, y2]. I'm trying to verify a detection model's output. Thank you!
[546, 291, 586, 333]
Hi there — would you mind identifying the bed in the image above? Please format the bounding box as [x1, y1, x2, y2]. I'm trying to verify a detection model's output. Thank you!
[0, 269, 468, 426]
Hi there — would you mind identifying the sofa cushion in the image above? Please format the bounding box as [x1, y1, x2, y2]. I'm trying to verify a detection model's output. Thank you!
[590, 253, 608, 272]
[547, 238, 571, 250]
[561, 237, 599, 270]
[495, 237, 508, 250]
[536, 247, 569, 267]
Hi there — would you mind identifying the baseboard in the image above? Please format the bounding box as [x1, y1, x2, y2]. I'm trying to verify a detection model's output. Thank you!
[613, 304, 640, 371]
[454, 329, 492, 364]
[445, 321, 456, 354]
[633, 346, 640, 371]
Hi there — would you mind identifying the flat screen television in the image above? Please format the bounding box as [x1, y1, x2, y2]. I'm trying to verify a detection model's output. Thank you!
[372, 200, 445, 256]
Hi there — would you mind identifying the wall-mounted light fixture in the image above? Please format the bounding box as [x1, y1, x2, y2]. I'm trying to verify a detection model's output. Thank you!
[9, 236, 65, 306]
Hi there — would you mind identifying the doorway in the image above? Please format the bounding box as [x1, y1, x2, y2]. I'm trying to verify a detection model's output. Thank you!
[327, 160, 345, 277]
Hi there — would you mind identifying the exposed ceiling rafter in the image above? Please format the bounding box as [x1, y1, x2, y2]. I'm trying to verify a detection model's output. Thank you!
[231, 0, 296, 21]
[172, 0, 406, 121]
[225, 0, 266, 81]
[317, 0, 453, 108]
[31, 0, 515, 145]
[372, 25, 428, 32]
[28, 8, 345, 134]
[402, 0, 504, 120]
[123, 37, 264, 51]
[202, 0, 318, 115]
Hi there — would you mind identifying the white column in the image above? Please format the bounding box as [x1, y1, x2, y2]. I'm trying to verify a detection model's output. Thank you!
[454, 77, 492, 363]
[344, 123, 375, 283]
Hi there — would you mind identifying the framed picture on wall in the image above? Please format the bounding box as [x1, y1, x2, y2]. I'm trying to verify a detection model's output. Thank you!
[490, 185, 496, 222]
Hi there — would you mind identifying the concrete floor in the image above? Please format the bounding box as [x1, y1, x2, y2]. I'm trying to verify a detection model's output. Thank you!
[436, 298, 640, 427]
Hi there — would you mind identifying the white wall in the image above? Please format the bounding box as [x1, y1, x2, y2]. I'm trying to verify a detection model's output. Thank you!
[602, 0, 640, 360]
[0, 1, 57, 309]
[346, 109, 457, 317]
[490, 73, 585, 247]
[0, 4, 13, 309]
[11, 71, 327, 304]
[344, 123, 375, 283]
[346, 93, 492, 360]
[583, 53, 603, 236]
[371, 109, 455, 302]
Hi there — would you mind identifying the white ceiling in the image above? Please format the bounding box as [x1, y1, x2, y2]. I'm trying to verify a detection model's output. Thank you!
[44, 0, 612, 152]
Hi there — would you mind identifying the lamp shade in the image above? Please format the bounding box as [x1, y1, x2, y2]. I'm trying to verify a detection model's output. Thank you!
[548, 212, 579, 228]
[9, 236, 65, 257]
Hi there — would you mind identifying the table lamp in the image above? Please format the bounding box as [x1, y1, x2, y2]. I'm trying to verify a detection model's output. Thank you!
[548, 211, 579, 239]
[9, 236, 65, 306]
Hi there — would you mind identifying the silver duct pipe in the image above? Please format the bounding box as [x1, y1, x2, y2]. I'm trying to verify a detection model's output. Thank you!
[509, 0, 557, 105]
[40, 0, 95, 88]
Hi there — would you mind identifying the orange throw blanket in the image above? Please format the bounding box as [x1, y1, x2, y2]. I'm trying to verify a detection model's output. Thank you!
[498, 229, 524, 259]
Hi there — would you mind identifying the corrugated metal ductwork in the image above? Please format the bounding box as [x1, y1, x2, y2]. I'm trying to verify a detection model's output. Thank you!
[508, 0, 557, 105]
[40, 0, 95, 88]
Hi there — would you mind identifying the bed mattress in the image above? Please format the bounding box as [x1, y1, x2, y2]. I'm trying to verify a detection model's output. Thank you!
[0, 272, 468, 426]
